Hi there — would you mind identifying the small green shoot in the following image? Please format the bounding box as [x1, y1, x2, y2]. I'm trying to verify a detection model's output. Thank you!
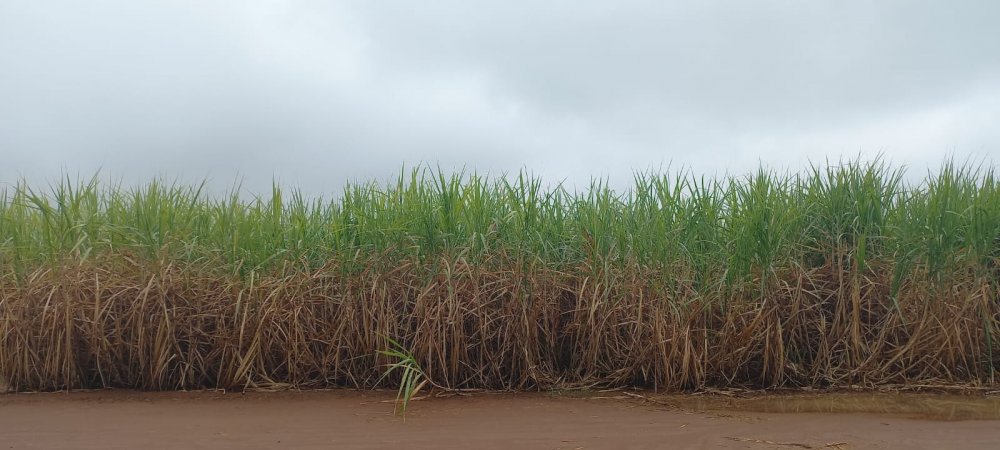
[377, 336, 428, 416]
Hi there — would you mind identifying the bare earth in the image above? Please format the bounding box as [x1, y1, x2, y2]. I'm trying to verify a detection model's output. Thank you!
[1, 390, 998, 450]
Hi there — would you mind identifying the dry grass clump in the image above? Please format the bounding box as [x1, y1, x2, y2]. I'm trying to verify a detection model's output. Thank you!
[0, 160, 998, 392]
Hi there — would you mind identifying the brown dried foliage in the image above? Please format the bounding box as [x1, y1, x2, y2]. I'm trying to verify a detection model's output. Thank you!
[2, 253, 996, 392]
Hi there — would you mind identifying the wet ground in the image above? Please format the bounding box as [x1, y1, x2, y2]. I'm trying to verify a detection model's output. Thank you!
[1, 389, 998, 449]
[654, 390, 1000, 421]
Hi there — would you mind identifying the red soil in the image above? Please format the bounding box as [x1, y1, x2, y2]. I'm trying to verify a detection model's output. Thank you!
[1, 390, 998, 449]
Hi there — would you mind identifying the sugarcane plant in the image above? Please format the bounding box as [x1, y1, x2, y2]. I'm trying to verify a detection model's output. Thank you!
[377, 336, 429, 416]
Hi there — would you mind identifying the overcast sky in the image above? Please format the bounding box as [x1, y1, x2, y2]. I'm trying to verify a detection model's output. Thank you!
[1, 0, 998, 195]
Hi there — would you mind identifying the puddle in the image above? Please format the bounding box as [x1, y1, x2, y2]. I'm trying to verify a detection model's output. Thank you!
[657, 392, 1000, 421]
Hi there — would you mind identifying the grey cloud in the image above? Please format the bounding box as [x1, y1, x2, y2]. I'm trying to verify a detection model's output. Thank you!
[1, 0, 997, 195]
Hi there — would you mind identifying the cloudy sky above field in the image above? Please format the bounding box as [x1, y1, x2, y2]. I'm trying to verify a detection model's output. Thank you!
[1, 0, 998, 194]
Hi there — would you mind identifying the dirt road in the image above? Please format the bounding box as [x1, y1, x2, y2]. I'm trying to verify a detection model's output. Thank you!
[1, 390, 998, 449]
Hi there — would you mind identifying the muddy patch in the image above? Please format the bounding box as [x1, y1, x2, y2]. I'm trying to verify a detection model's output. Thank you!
[657, 391, 1000, 421]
